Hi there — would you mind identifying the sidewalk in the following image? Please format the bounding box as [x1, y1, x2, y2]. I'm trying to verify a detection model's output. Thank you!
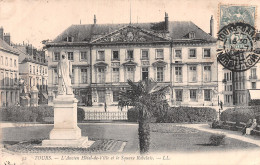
[182, 124, 260, 147]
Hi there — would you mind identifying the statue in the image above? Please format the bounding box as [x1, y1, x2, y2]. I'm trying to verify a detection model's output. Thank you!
[57, 54, 73, 95]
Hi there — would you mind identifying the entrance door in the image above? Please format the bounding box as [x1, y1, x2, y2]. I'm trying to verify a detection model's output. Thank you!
[142, 67, 149, 80]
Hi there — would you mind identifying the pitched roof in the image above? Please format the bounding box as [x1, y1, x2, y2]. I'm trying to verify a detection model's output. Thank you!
[0, 38, 19, 55]
[50, 21, 216, 44]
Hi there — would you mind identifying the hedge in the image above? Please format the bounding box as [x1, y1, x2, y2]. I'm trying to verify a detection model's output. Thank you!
[127, 107, 217, 123]
[0, 106, 85, 122]
[220, 106, 260, 124]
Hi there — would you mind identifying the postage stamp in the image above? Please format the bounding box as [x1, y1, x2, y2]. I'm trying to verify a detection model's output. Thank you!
[219, 5, 256, 29]
[217, 5, 260, 72]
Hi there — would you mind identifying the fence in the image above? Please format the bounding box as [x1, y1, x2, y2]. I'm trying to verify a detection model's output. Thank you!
[85, 111, 128, 120]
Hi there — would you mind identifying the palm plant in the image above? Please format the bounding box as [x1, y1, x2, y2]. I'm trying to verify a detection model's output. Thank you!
[119, 78, 169, 154]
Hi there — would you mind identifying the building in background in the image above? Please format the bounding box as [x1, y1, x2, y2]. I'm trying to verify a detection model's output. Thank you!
[44, 13, 218, 107]
[0, 27, 20, 107]
[13, 43, 48, 105]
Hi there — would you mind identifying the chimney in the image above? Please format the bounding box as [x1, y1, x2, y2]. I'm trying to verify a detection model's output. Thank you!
[210, 15, 214, 37]
[94, 15, 97, 24]
[0, 27, 3, 40]
[4, 33, 11, 45]
[165, 12, 169, 32]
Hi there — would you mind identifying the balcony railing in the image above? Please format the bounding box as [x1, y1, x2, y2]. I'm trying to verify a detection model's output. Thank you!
[249, 75, 257, 79]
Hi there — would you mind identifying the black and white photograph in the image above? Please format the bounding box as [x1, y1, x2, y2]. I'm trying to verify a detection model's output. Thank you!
[0, 0, 260, 164]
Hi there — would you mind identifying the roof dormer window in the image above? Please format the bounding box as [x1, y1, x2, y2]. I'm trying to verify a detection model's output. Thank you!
[189, 32, 195, 39]
[67, 36, 73, 42]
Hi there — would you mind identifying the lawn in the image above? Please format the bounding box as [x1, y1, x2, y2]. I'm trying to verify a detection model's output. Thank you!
[1, 123, 258, 153]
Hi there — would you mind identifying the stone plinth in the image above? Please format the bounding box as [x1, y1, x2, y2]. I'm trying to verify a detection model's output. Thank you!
[42, 95, 89, 147]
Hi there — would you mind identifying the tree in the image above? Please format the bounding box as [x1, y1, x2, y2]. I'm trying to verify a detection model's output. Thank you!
[119, 79, 169, 154]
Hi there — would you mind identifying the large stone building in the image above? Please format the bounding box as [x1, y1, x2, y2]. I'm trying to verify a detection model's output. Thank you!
[45, 13, 218, 107]
[13, 43, 48, 105]
[0, 27, 20, 107]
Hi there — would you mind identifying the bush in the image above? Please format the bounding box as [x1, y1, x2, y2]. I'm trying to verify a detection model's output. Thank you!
[209, 134, 226, 146]
[220, 106, 260, 124]
[156, 107, 217, 123]
[127, 108, 139, 122]
[211, 120, 222, 129]
[77, 108, 85, 122]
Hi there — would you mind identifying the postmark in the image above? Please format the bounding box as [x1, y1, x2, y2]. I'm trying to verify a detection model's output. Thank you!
[219, 5, 256, 29]
[217, 22, 260, 72]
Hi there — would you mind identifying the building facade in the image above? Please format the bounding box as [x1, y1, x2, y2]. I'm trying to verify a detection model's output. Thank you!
[13, 44, 48, 105]
[0, 27, 20, 107]
[45, 14, 218, 107]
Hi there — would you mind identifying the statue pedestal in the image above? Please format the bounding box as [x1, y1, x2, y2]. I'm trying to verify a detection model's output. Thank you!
[42, 95, 90, 147]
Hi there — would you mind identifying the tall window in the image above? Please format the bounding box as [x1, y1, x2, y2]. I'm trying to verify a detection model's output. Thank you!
[251, 68, 257, 79]
[54, 68, 58, 85]
[0, 71, 4, 86]
[203, 66, 211, 82]
[252, 82, 256, 89]
[81, 68, 87, 83]
[5, 72, 9, 86]
[203, 48, 211, 58]
[189, 49, 196, 58]
[156, 49, 164, 59]
[157, 67, 164, 82]
[175, 89, 183, 101]
[30, 65, 32, 73]
[142, 67, 149, 80]
[189, 66, 197, 82]
[97, 68, 105, 83]
[112, 68, 119, 82]
[141, 50, 149, 60]
[10, 73, 13, 85]
[97, 90, 105, 103]
[112, 50, 119, 60]
[97, 51, 105, 61]
[127, 50, 134, 60]
[175, 49, 182, 58]
[204, 89, 211, 101]
[10, 58, 12, 67]
[5, 57, 8, 66]
[71, 69, 74, 84]
[190, 89, 197, 101]
[54, 52, 60, 61]
[0, 56, 3, 65]
[126, 67, 134, 81]
[33, 66, 35, 74]
[14, 73, 17, 84]
[80, 52, 87, 61]
[113, 91, 119, 102]
[175, 67, 182, 83]
[68, 52, 74, 60]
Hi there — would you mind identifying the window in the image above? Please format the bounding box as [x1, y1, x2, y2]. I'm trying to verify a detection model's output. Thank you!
[175, 49, 182, 58]
[10, 58, 12, 67]
[71, 69, 74, 84]
[68, 52, 74, 61]
[175, 89, 183, 101]
[5, 72, 9, 86]
[203, 48, 211, 58]
[127, 50, 134, 60]
[97, 90, 105, 103]
[112, 68, 119, 82]
[157, 67, 164, 82]
[5, 57, 8, 66]
[189, 49, 196, 58]
[30, 65, 32, 73]
[204, 89, 211, 101]
[97, 68, 105, 83]
[113, 91, 119, 102]
[37, 66, 39, 73]
[126, 67, 134, 81]
[14, 59, 17, 67]
[203, 66, 211, 82]
[33, 66, 35, 74]
[67, 36, 73, 42]
[54, 68, 58, 85]
[14, 73, 17, 84]
[142, 67, 149, 80]
[0, 56, 3, 65]
[251, 68, 257, 79]
[54, 52, 60, 61]
[156, 49, 164, 59]
[189, 66, 197, 82]
[0, 71, 4, 86]
[10, 73, 13, 85]
[141, 50, 149, 60]
[97, 51, 105, 61]
[112, 51, 119, 60]
[189, 32, 195, 39]
[175, 67, 182, 83]
[252, 82, 256, 89]
[81, 68, 87, 83]
[190, 89, 197, 101]
[80, 52, 87, 61]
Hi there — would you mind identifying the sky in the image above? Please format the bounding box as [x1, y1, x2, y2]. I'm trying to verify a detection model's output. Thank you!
[0, 0, 260, 49]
